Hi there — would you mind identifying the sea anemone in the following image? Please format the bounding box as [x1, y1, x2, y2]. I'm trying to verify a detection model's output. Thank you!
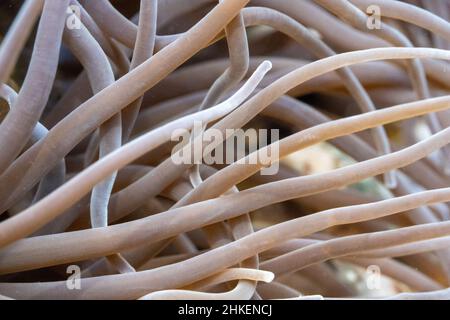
[0, 0, 450, 300]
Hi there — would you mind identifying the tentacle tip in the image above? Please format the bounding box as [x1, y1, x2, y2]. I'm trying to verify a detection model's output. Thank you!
[261, 60, 273, 72]
[262, 270, 275, 283]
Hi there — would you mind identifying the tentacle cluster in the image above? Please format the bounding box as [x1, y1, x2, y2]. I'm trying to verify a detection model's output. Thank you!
[1, 0, 450, 300]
